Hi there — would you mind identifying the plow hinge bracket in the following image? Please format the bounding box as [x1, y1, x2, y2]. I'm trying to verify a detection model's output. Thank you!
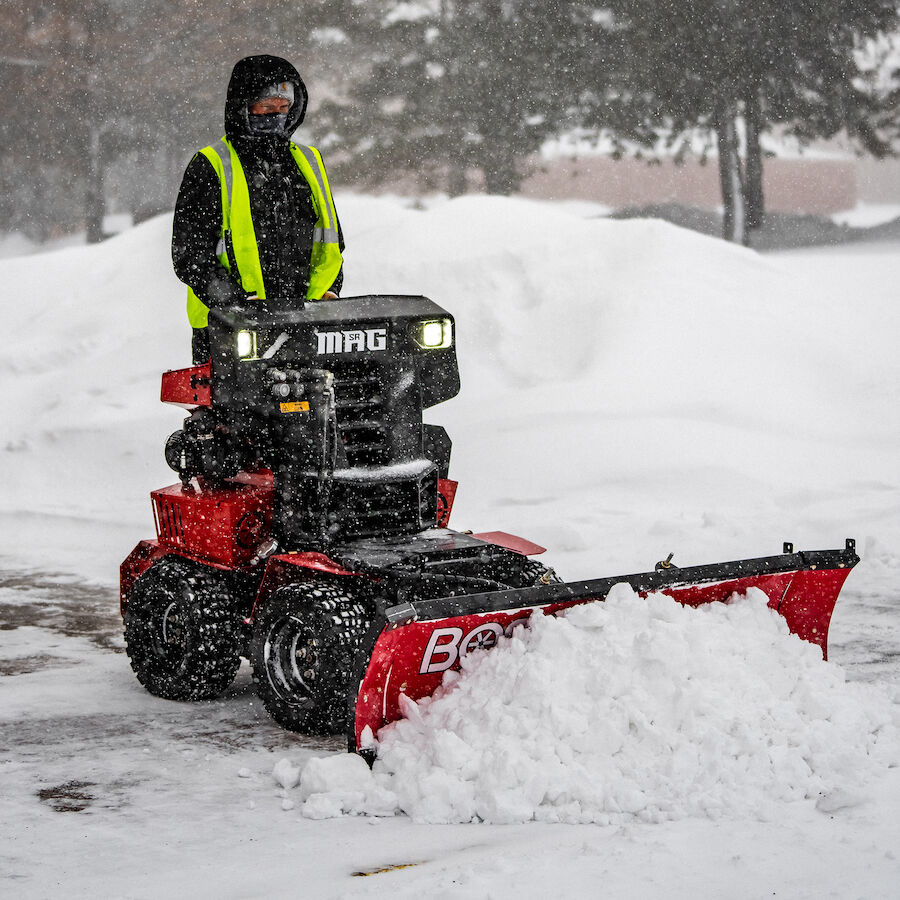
[655, 552, 676, 572]
[386, 601, 418, 626]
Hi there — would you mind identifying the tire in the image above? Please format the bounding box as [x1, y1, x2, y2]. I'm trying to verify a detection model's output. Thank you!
[250, 582, 371, 735]
[164, 430, 188, 476]
[124, 557, 242, 701]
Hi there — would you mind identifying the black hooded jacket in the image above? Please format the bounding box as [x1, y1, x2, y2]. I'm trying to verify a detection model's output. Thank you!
[172, 55, 343, 319]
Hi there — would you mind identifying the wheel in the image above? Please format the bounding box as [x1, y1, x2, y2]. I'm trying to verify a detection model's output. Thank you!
[250, 582, 371, 735]
[517, 559, 563, 587]
[124, 557, 243, 700]
[164, 430, 187, 475]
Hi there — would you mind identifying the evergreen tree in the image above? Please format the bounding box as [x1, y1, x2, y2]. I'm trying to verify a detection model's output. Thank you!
[313, 1, 608, 195]
[0, 0, 348, 241]
[597, 0, 899, 242]
[5, 0, 896, 244]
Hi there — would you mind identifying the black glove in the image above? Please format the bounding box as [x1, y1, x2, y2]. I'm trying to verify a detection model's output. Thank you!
[205, 270, 247, 309]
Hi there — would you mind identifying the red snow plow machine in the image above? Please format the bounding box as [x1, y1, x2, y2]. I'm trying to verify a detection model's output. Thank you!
[120, 295, 859, 757]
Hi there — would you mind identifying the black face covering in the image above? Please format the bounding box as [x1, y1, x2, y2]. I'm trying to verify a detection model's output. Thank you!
[248, 112, 289, 136]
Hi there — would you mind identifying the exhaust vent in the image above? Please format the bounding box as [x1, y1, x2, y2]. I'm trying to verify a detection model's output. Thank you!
[153, 495, 185, 545]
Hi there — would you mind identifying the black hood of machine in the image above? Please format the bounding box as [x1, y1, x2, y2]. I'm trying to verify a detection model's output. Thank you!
[224, 54, 309, 142]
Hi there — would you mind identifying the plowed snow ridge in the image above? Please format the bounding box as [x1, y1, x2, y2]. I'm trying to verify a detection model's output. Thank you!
[282, 586, 898, 824]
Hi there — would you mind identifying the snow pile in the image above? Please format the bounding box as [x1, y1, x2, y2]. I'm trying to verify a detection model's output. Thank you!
[286, 587, 898, 824]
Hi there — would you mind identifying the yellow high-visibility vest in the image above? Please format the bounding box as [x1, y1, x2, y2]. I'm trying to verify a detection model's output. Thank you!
[186, 137, 342, 328]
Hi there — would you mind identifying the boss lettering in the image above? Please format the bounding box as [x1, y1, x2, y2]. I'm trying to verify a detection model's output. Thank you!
[419, 627, 463, 674]
[418, 618, 529, 674]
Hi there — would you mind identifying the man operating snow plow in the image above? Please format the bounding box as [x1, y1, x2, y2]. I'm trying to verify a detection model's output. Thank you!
[120, 296, 859, 756]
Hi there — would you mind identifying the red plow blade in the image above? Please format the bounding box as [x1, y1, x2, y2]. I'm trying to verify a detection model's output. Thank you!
[349, 541, 859, 756]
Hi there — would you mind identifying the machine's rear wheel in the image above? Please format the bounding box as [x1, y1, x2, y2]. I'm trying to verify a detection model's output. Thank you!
[250, 582, 370, 735]
[124, 557, 242, 700]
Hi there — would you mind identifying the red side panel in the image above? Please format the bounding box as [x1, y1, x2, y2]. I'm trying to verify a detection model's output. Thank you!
[151, 472, 273, 567]
[249, 552, 366, 619]
[160, 363, 211, 408]
[471, 531, 547, 556]
[437, 479, 457, 528]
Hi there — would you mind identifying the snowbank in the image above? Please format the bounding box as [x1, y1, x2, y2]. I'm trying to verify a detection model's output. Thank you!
[287, 588, 898, 824]
[2, 193, 898, 897]
[2, 194, 898, 591]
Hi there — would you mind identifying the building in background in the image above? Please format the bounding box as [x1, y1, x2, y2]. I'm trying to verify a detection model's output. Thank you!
[518, 134, 900, 215]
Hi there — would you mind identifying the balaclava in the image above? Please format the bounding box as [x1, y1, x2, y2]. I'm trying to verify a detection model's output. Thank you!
[247, 80, 295, 137]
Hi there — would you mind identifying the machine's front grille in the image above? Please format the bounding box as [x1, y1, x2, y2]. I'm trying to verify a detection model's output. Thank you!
[331, 360, 389, 466]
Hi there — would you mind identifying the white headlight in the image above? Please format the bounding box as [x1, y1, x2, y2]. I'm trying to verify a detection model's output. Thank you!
[236, 330, 257, 359]
[417, 318, 452, 349]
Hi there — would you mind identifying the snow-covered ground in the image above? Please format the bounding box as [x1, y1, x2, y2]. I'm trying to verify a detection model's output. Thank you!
[1, 194, 898, 897]
[831, 202, 900, 227]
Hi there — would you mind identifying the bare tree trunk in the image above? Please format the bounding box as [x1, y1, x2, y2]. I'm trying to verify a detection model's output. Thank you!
[744, 90, 765, 230]
[441, 0, 467, 197]
[716, 99, 748, 245]
[83, 11, 105, 244]
[447, 162, 467, 197]
[85, 122, 105, 243]
[481, 151, 518, 195]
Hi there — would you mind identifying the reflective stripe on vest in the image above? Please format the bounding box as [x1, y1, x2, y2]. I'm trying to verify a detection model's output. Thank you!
[186, 137, 343, 329]
[214, 138, 234, 261]
[294, 145, 341, 245]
